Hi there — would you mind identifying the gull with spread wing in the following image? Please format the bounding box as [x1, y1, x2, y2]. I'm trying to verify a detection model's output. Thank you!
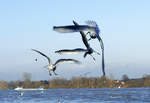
[32, 49, 81, 76]
[55, 21, 100, 61]
[53, 20, 104, 50]
[54, 20, 105, 76]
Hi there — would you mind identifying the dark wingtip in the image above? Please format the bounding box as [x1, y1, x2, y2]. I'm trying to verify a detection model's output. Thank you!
[55, 50, 62, 55]
[72, 20, 79, 25]
[53, 26, 56, 30]
[102, 70, 106, 77]
[72, 20, 76, 24]
[31, 48, 35, 51]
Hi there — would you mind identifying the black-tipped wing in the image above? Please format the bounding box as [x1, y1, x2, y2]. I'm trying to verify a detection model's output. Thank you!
[54, 59, 81, 67]
[53, 25, 90, 33]
[31, 49, 51, 64]
[55, 48, 87, 55]
[73, 20, 90, 49]
[96, 36, 105, 76]
[102, 49, 105, 76]
[96, 34, 104, 50]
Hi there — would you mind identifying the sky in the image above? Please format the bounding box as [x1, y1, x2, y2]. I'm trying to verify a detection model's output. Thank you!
[0, 0, 150, 81]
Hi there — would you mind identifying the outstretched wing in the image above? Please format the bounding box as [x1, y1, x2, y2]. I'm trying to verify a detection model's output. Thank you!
[53, 25, 79, 33]
[31, 49, 51, 64]
[54, 59, 81, 67]
[85, 20, 105, 76]
[53, 25, 90, 33]
[55, 48, 87, 55]
[96, 35, 104, 50]
[73, 20, 90, 49]
[96, 35, 105, 76]
[102, 49, 105, 76]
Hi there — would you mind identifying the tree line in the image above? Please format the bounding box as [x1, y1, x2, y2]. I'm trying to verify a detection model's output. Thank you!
[1, 73, 150, 89]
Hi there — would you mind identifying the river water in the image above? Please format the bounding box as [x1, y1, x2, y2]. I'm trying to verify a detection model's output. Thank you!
[0, 88, 150, 103]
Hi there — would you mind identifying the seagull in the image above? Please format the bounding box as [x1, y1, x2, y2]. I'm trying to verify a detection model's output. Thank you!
[73, 20, 105, 76]
[55, 48, 100, 61]
[55, 21, 100, 61]
[53, 20, 104, 50]
[32, 49, 81, 76]
[54, 21, 105, 76]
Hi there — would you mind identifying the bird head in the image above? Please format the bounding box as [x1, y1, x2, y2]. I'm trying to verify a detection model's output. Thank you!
[88, 47, 94, 54]
[44, 65, 54, 70]
[47, 65, 55, 71]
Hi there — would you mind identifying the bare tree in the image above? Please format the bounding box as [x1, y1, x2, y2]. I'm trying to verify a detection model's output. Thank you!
[22, 72, 32, 88]
[23, 72, 32, 81]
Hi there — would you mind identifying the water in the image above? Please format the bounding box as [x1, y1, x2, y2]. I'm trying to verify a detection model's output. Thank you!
[0, 88, 150, 103]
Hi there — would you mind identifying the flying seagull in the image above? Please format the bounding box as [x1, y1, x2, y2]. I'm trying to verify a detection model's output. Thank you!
[53, 20, 104, 50]
[54, 20, 105, 76]
[55, 21, 100, 61]
[55, 48, 100, 61]
[74, 20, 105, 76]
[32, 49, 81, 76]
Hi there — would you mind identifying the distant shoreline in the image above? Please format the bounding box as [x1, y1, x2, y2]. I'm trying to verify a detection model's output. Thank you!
[1, 75, 150, 90]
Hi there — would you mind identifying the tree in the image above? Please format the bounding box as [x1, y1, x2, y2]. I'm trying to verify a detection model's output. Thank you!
[0, 80, 9, 89]
[22, 72, 32, 88]
[122, 74, 129, 81]
[23, 72, 32, 81]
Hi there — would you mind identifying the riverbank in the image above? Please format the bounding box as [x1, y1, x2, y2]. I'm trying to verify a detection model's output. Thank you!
[0, 75, 150, 90]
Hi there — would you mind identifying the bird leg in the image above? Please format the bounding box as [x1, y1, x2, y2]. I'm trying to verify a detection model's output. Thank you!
[53, 71, 58, 75]
[94, 50, 101, 55]
[90, 54, 96, 61]
[49, 71, 52, 76]
[88, 37, 92, 41]
[83, 52, 88, 58]
[86, 31, 90, 36]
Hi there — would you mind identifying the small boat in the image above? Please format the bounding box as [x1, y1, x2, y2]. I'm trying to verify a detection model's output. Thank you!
[14, 87, 45, 91]
[118, 86, 121, 88]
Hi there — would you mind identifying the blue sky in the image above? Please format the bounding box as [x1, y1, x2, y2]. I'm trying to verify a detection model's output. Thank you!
[0, 0, 150, 81]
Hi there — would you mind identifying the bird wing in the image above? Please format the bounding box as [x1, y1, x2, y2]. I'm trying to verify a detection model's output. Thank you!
[102, 49, 105, 76]
[95, 35, 105, 76]
[96, 35, 104, 50]
[54, 59, 81, 67]
[73, 20, 90, 49]
[85, 20, 105, 76]
[31, 49, 51, 64]
[85, 20, 97, 27]
[86, 20, 104, 50]
[53, 25, 90, 33]
[55, 48, 87, 55]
